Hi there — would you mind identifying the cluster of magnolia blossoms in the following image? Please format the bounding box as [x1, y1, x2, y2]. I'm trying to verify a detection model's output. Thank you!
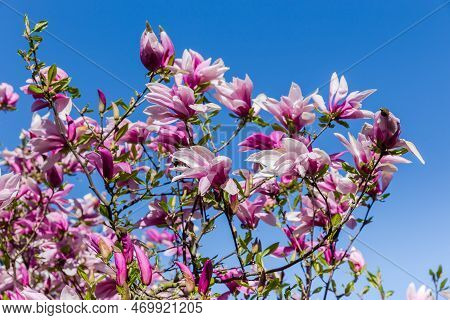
[0, 17, 437, 301]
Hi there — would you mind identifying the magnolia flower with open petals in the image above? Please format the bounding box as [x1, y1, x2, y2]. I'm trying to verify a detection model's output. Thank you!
[362, 109, 425, 164]
[247, 138, 329, 178]
[318, 168, 357, 195]
[144, 83, 220, 125]
[238, 131, 285, 152]
[86, 147, 114, 180]
[171, 146, 238, 195]
[149, 122, 190, 153]
[0, 82, 19, 110]
[136, 197, 169, 228]
[215, 75, 255, 117]
[335, 131, 419, 191]
[29, 113, 66, 154]
[236, 195, 277, 229]
[174, 49, 229, 89]
[406, 282, 433, 300]
[313, 72, 375, 120]
[262, 82, 316, 132]
[21, 66, 68, 98]
[0, 171, 21, 210]
[21, 66, 72, 119]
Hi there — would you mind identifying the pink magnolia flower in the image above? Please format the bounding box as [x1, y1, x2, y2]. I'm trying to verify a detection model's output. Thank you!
[347, 247, 365, 273]
[95, 279, 120, 300]
[215, 75, 255, 117]
[21, 66, 68, 98]
[60, 286, 80, 300]
[282, 227, 314, 254]
[31, 94, 73, 119]
[0, 82, 19, 110]
[286, 191, 355, 237]
[140, 23, 174, 72]
[86, 147, 114, 180]
[174, 261, 195, 293]
[236, 195, 277, 229]
[372, 109, 401, 149]
[215, 268, 243, 294]
[313, 72, 375, 120]
[238, 131, 285, 152]
[323, 245, 346, 265]
[137, 197, 169, 228]
[144, 83, 220, 124]
[149, 123, 190, 153]
[0, 171, 21, 210]
[114, 252, 127, 286]
[362, 110, 425, 164]
[21, 66, 72, 118]
[18, 288, 49, 300]
[262, 82, 316, 132]
[45, 164, 63, 188]
[120, 233, 134, 264]
[146, 228, 175, 245]
[318, 168, 357, 195]
[198, 259, 213, 295]
[29, 114, 66, 154]
[97, 89, 106, 112]
[89, 233, 114, 258]
[171, 146, 238, 195]
[174, 49, 228, 89]
[247, 138, 329, 178]
[334, 131, 414, 191]
[406, 282, 433, 300]
[134, 244, 152, 285]
[120, 121, 153, 144]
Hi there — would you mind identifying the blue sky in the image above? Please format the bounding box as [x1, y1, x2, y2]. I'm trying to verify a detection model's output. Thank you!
[1, 0, 449, 299]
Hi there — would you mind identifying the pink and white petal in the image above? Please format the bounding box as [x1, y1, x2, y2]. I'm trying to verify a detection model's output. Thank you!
[255, 211, 277, 226]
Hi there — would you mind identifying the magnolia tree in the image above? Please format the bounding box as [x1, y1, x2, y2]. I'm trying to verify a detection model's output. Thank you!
[0, 17, 447, 300]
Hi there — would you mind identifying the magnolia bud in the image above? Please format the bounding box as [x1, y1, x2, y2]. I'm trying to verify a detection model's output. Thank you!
[98, 238, 112, 261]
[112, 102, 120, 121]
[45, 165, 63, 188]
[175, 262, 195, 294]
[134, 245, 152, 285]
[373, 108, 401, 149]
[198, 260, 213, 295]
[140, 21, 174, 72]
[98, 89, 106, 114]
[114, 252, 127, 286]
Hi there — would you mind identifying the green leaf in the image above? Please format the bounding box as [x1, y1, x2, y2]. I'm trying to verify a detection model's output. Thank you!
[255, 253, 264, 268]
[312, 286, 323, 294]
[262, 242, 279, 257]
[437, 265, 443, 279]
[331, 214, 342, 227]
[99, 204, 109, 218]
[33, 20, 48, 33]
[159, 201, 169, 213]
[345, 281, 355, 296]
[114, 123, 129, 142]
[197, 133, 210, 146]
[440, 278, 448, 290]
[27, 84, 44, 94]
[47, 64, 57, 84]
[335, 119, 349, 128]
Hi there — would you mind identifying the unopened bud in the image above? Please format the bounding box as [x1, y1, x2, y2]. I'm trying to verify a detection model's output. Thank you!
[112, 102, 120, 121]
[98, 238, 112, 261]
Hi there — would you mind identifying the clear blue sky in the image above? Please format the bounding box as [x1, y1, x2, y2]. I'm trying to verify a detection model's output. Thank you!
[1, 0, 449, 299]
